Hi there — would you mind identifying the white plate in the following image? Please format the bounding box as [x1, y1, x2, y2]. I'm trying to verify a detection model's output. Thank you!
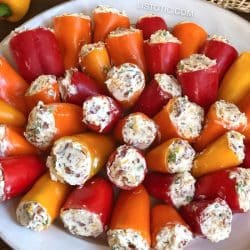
[0, 0, 250, 249]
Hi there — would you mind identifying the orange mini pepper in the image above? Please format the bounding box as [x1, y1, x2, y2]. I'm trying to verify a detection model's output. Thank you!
[192, 131, 245, 177]
[172, 22, 207, 59]
[25, 102, 86, 150]
[218, 52, 250, 104]
[109, 185, 151, 247]
[0, 56, 28, 114]
[25, 75, 60, 111]
[151, 205, 193, 249]
[0, 124, 38, 157]
[79, 42, 111, 88]
[54, 14, 91, 69]
[153, 97, 204, 143]
[146, 138, 195, 173]
[194, 100, 247, 151]
[16, 173, 71, 231]
[0, 100, 26, 127]
[47, 133, 116, 186]
[106, 27, 147, 73]
[93, 6, 130, 42]
[238, 91, 250, 141]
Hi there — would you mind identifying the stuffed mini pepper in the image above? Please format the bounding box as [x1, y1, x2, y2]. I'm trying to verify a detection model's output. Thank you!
[61, 177, 113, 238]
[201, 35, 238, 80]
[25, 102, 86, 150]
[82, 95, 122, 133]
[59, 69, 103, 106]
[25, 75, 60, 111]
[194, 100, 247, 151]
[192, 131, 245, 177]
[177, 54, 219, 109]
[106, 27, 146, 73]
[16, 173, 70, 231]
[105, 63, 145, 110]
[180, 198, 232, 243]
[151, 205, 193, 250]
[136, 14, 168, 40]
[146, 138, 196, 174]
[153, 96, 204, 143]
[106, 145, 147, 190]
[195, 167, 250, 213]
[10, 27, 64, 83]
[47, 133, 115, 186]
[114, 112, 158, 150]
[133, 74, 181, 117]
[144, 172, 196, 208]
[93, 5, 130, 42]
[144, 30, 181, 76]
[0, 155, 46, 202]
[107, 185, 150, 250]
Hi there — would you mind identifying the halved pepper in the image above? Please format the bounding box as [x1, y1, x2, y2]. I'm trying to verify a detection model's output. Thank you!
[133, 74, 181, 117]
[0, 124, 38, 157]
[0, 100, 26, 127]
[107, 185, 151, 249]
[192, 131, 245, 177]
[93, 5, 130, 42]
[25, 75, 60, 111]
[78, 42, 111, 88]
[176, 54, 219, 110]
[172, 22, 207, 59]
[146, 138, 195, 174]
[10, 27, 64, 83]
[0, 56, 28, 114]
[194, 100, 247, 151]
[106, 27, 147, 73]
[24, 102, 86, 150]
[144, 30, 181, 76]
[60, 177, 113, 237]
[195, 167, 250, 213]
[201, 35, 238, 80]
[47, 133, 116, 186]
[151, 205, 193, 250]
[136, 15, 168, 40]
[0, 155, 46, 202]
[218, 52, 250, 104]
[54, 14, 91, 69]
[238, 91, 250, 141]
[59, 68, 103, 106]
[16, 173, 71, 231]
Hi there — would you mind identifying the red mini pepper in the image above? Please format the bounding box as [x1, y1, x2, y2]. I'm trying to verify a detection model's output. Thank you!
[201, 36, 238, 81]
[59, 69, 104, 106]
[144, 30, 180, 76]
[61, 177, 113, 236]
[136, 15, 168, 40]
[243, 141, 250, 168]
[133, 74, 181, 117]
[177, 54, 219, 110]
[10, 27, 64, 83]
[143, 172, 195, 208]
[0, 155, 46, 201]
[195, 167, 250, 213]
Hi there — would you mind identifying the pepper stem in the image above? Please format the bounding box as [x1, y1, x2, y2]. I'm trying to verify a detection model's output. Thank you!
[0, 4, 12, 18]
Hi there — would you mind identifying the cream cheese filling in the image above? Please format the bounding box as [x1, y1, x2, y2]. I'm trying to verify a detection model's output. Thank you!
[61, 209, 103, 237]
[149, 30, 180, 44]
[0, 125, 9, 156]
[93, 5, 127, 17]
[79, 41, 105, 57]
[47, 139, 91, 185]
[0, 166, 5, 201]
[16, 201, 51, 232]
[107, 145, 146, 188]
[208, 35, 229, 44]
[108, 27, 140, 37]
[227, 131, 245, 162]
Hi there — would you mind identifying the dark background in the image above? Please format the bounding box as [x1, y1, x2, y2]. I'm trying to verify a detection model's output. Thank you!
[0, 0, 249, 249]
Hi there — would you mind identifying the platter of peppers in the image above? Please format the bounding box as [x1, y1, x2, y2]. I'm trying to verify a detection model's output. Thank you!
[0, 0, 250, 250]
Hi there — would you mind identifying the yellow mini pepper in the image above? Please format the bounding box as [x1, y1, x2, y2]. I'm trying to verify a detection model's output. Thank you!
[16, 173, 71, 231]
[192, 131, 245, 177]
[0, 0, 30, 22]
[218, 52, 250, 104]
